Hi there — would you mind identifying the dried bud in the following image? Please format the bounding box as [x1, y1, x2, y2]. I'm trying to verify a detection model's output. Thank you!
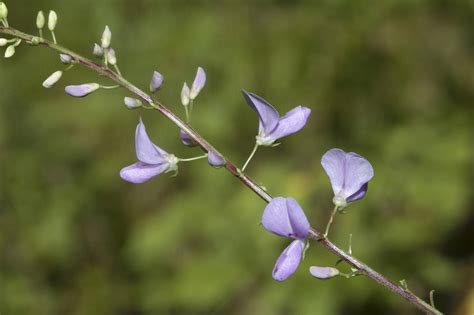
[101, 25, 111, 49]
[59, 54, 72, 64]
[92, 43, 103, 57]
[106, 48, 116, 65]
[0, 38, 7, 47]
[4, 44, 15, 58]
[48, 11, 57, 31]
[208, 151, 225, 168]
[181, 83, 190, 106]
[309, 266, 340, 280]
[36, 11, 45, 29]
[149, 71, 164, 93]
[42, 70, 63, 88]
[179, 129, 198, 147]
[0, 2, 8, 20]
[65, 83, 100, 97]
[124, 97, 142, 109]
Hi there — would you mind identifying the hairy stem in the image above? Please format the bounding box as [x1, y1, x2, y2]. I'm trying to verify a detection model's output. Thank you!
[0, 25, 442, 315]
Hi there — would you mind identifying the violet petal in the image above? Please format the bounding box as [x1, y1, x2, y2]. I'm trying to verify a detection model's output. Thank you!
[65, 83, 100, 97]
[272, 239, 305, 282]
[208, 151, 225, 167]
[267, 106, 311, 142]
[120, 161, 169, 184]
[341, 152, 374, 199]
[190, 67, 206, 99]
[321, 148, 347, 196]
[242, 91, 279, 136]
[262, 197, 310, 239]
[179, 129, 198, 147]
[150, 71, 164, 92]
[135, 119, 167, 164]
[346, 182, 368, 203]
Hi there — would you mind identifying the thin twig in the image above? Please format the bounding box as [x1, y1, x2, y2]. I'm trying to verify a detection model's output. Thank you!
[0, 25, 442, 315]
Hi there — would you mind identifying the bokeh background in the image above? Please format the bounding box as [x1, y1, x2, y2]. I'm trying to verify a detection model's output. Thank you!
[0, 0, 472, 314]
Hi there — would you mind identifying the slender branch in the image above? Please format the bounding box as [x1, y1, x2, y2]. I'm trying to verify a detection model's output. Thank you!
[0, 25, 442, 315]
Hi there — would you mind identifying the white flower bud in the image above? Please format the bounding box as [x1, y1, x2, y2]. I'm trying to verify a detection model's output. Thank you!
[48, 10, 57, 31]
[59, 54, 72, 64]
[92, 43, 103, 57]
[106, 48, 116, 65]
[36, 11, 45, 29]
[0, 38, 7, 47]
[4, 44, 15, 58]
[101, 25, 111, 49]
[181, 83, 190, 106]
[42, 70, 63, 88]
[0, 2, 8, 20]
[124, 97, 142, 109]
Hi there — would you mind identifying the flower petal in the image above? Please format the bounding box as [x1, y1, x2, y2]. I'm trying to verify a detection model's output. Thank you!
[262, 197, 310, 239]
[321, 148, 347, 196]
[120, 162, 169, 183]
[267, 106, 311, 142]
[135, 119, 167, 164]
[150, 71, 164, 92]
[341, 152, 374, 199]
[208, 151, 225, 167]
[309, 266, 340, 279]
[272, 239, 305, 282]
[190, 67, 206, 99]
[346, 182, 368, 203]
[65, 83, 100, 97]
[242, 91, 279, 136]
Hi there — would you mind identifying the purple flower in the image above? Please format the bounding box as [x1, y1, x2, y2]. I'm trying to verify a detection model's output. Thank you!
[149, 71, 164, 93]
[189, 67, 206, 100]
[321, 148, 374, 208]
[120, 119, 178, 183]
[262, 197, 310, 281]
[179, 129, 198, 147]
[242, 91, 311, 146]
[208, 151, 225, 168]
[65, 83, 100, 97]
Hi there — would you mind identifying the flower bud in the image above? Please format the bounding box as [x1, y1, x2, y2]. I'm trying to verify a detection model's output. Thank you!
[208, 151, 225, 168]
[48, 11, 57, 31]
[92, 43, 103, 57]
[59, 54, 72, 64]
[309, 266, 340, 280]
[106, 48, 116, 65]
[101, 25, 111, 49]
[124, 97, 142, 109]
[4, 44, 15, 58]
[190, 67, 206, 100]
[65, 83, 100, 97]
[36, 11, 45, 29]
[0, 2, 8, 20]
[181, 83, 190, 106]
[179, 129, 198, 147]
[0, 38, 7, 47]
[42, 70, 63, 88]
[149, 71, 164, 93]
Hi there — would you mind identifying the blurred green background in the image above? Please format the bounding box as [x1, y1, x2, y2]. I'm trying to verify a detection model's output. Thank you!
[0, 0, 472, 314]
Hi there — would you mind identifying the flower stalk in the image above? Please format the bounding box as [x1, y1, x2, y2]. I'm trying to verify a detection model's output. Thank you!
[0, 24, 442, 315]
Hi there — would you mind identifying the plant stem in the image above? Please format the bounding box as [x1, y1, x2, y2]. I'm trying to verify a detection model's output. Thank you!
[241, 142, 259, 172]
[178, 154, 208, 162]
[324, 205, 338, 237]
[0, 25, 442, 315]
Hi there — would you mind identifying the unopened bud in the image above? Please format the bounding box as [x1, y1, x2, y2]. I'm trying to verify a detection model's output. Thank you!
[106, 48, 116, 65]
[92, 43, 103, 57]
[59, 54, 72, 64]
[42, 70, 63, 88]
[36, 11, 45, 29]
[149, 71, 164, 93]
[190, 67, 206, 100]
[4, 44, 15, 58]
[208, 151, 225, 168]
[124, 97, 142, 109]
[65, 83, 100, 97]
[48, 11, 57, 31]
[101, 25, 111, 49]
[0, 2, 8, 20]
[181, 83, 190, 106]
[179, 129, 198, 147]
[0, 38, 7, 46]
[309, 266, 340, 280]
